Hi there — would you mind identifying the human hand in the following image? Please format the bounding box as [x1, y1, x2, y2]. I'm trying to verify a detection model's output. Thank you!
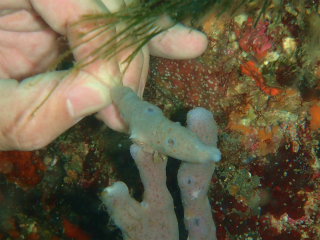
[0, 0, 208, 151]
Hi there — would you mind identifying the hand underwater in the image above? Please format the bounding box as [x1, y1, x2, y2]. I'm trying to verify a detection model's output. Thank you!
[0, 0, 208, 151]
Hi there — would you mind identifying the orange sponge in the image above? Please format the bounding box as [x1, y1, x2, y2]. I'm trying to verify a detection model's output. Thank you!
[309, 103, 320, 130]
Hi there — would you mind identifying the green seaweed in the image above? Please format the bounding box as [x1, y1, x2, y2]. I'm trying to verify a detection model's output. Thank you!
[53, 0, 240, 77]
[54, 0, 320, 77]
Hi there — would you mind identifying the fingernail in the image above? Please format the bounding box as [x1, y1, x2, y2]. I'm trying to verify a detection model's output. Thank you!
[67, 84, 109, 120]
[137, 81, 145, 99]
[137, 87, 142, 99]
[67, 99, 84, 122]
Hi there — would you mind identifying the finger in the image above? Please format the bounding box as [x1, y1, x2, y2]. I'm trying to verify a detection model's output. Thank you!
[0, 28, 59, 80]
[0, 9, 49, 32]
[29, 0, 125, 137]
[30, 0, 121, 82]
[95, 45, 146, 132]
[96, 0, 152, 132]
[95, 52, 145, 133]
[119, 43, 144, 94]
[96, 104, 126, 133]
[148, 23, 208, 59]
[101, 0, 135, 13]
[138, 45, 150, 98]
[96, 45, 149, 132]
[123, 0, 135, 6]
[30, 0, 107, 35]
[95, 1, 148, 132]
[102, 0, 144, 92]
[0, 0, 33, 11]
[100, 0, 125, 13]
[0, 71, 112, 151]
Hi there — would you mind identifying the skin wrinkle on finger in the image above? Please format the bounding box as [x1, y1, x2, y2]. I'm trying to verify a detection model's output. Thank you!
[0, 9, 49, 32]
[0, 10, 17, 16]
[30, 0, 108, 35]
[0, 0, 33, 11]
[0, 131, 9, 150]
[0, 28, 59, 80]
[0, 51, 10, 79]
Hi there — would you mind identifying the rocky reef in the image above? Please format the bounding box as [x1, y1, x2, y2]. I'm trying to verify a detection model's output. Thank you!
[1, 1, 320, 239]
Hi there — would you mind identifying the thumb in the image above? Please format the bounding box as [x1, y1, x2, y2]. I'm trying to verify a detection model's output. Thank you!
[0, 71, 112, 151]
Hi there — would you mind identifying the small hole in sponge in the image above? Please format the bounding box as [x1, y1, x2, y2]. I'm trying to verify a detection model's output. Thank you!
[166, 138, 175, 148]
[146, 107, 154, 112]
[193, 218, 200, 226]
[185, 177, 193, 185]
